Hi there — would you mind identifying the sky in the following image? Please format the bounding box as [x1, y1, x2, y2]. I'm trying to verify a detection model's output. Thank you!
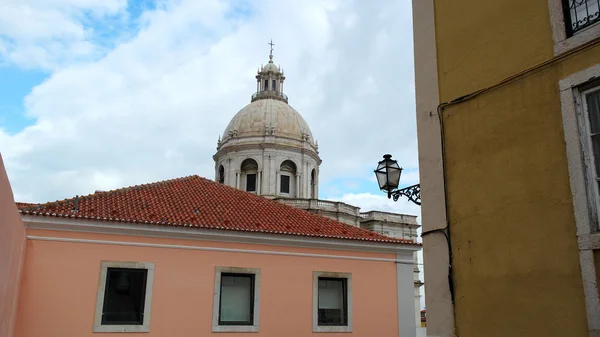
[0, 0, 422, 294]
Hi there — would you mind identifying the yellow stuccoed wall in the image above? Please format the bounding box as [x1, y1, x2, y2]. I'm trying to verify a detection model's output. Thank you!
[433, 0, 600, 336]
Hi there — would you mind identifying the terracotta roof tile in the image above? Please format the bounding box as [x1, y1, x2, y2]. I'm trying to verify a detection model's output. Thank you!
[16, 175, 417, 245]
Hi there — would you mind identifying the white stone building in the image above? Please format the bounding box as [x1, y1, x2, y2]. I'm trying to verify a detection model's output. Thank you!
[213, 48, 424, 331]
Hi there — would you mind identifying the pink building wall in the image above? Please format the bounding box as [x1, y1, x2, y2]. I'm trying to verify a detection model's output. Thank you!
[15, 228, 404, 337]
[0, 154, 26, 337]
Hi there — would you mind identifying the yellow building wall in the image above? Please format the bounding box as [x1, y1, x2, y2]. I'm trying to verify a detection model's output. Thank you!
[433, 0, 600, 336]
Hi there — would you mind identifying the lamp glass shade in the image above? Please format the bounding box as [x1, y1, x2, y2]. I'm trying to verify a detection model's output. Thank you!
[374, 155, 402, 192]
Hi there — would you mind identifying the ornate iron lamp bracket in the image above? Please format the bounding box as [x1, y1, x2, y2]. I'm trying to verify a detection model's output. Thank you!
[388, 183, 421, 205]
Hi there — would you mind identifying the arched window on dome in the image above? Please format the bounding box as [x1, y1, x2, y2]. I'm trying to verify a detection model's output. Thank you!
[241, 159, 259, 193]
[272, 79, 277, 91]
[279, 160, 297, 197]
[264, 79, 268, 91]
[310, 169, 317, 199]
[218, 165, 225, 184]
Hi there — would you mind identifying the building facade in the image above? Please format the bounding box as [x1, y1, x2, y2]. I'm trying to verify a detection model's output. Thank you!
[413, 0, 600, 336]
[4, 170, 420, 337]
[213, 49, 425, 330]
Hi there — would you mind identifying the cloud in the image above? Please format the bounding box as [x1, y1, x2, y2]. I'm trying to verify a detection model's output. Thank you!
[0, 0, 128, 70]
[0, 0, 418, 208]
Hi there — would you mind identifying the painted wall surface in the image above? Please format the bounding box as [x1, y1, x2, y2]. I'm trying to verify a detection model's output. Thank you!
[0, 154, 26, 337]
[15, 228, 410, 337]
[430, 0, 600, 336]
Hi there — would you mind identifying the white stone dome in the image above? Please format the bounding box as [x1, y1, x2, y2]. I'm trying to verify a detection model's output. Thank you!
[221, 98, 314, 144]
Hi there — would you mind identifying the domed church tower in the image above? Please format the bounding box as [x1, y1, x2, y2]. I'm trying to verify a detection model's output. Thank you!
[213, 42, 321, 199]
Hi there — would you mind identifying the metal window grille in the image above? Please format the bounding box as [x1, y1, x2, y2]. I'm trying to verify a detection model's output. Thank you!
[563, 0, 600, 36]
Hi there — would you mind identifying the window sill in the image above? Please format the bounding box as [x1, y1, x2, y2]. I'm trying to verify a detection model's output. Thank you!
[313, 325, 353, 333]
[93, 325, 149, 333]
[212, 325, 259, 333]
[554, 22, 600, 56]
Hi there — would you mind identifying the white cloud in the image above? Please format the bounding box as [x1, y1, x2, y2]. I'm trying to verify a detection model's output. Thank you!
[335, 192, 421, 219]
[0, 0, 418, 206]
[0, 0, 127, 69]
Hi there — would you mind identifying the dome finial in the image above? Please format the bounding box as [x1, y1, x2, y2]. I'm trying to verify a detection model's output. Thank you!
[268, 39, 275, 62]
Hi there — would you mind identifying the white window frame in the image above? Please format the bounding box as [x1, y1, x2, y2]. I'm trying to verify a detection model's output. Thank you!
[559, 64, 600, 334]
[212, 266, 261, 333]
[312, 271, 353, 333]
[548, 0, 600, 55]
[93, 261, 155, 333]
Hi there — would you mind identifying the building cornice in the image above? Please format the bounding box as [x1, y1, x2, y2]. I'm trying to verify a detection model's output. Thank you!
[21, 215, 420, 255]
[214, 140, 322, 164]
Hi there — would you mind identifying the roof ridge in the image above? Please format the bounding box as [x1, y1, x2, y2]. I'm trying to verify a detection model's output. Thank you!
[88, 174, 200, 197]
[17, 175, 202, 212]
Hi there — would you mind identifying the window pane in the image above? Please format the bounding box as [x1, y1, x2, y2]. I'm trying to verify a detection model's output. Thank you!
[246, 174, 256, 192]
[586, 89, 600, 134]
[281, 175, 290, 193]
[318, 278, 347, 326]
[588, 90, 600, 177]
[220, 274, 253, 324]
[101, 268, 147, 325]
[592, 135, 600, 178]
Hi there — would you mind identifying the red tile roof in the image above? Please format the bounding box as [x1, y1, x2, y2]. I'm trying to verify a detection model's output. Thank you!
[17, 175, 416, 245]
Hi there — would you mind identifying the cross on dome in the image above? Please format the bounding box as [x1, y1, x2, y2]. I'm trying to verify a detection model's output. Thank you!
[268, 39, 275, 60]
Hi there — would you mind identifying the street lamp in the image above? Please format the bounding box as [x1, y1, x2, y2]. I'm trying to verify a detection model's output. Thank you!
[374, 154, 421, 205]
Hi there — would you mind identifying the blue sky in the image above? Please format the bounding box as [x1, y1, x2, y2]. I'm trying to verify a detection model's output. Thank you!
[0, 67, 46, 134]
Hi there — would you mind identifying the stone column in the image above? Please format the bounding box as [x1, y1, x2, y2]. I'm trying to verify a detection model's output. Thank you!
[315, 168, 319, 199]
[276, 170, 280, 196]
[257, 171, 262, 195]
[305, 161, 309, 197]
[236, 171, 240, 190]
[296, 173, 300, 198]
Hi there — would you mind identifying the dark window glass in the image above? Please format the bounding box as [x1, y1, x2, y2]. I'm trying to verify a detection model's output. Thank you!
[101, 268, 148, 325]
[246, 174, 256, 192]
[264, 79, 268, 90]
[318, 278, 347, 326]
[272, 79, 276, 91]
[218, 166, 225, 184]
[280, 175, 290, 193]
[219, 273, 255, 325]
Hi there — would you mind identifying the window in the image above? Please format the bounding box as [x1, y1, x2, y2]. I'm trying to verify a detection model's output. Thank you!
[94, 261, 155, 333]
[219, 274, 255, 325]
[580, 85, 600, 229]
[213, 267, 261, 332]
[313, 272, 352, 333]
[280, 175, 290, 193]
[218, 165, 225, 184]
[563, 0, 600, 37]
[318, 278, 347, 325]
[264, 79, 268, 90]
[246, 173, 256, 192]
[272, 79, 277, 91]
[279, 160, 297, 197]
